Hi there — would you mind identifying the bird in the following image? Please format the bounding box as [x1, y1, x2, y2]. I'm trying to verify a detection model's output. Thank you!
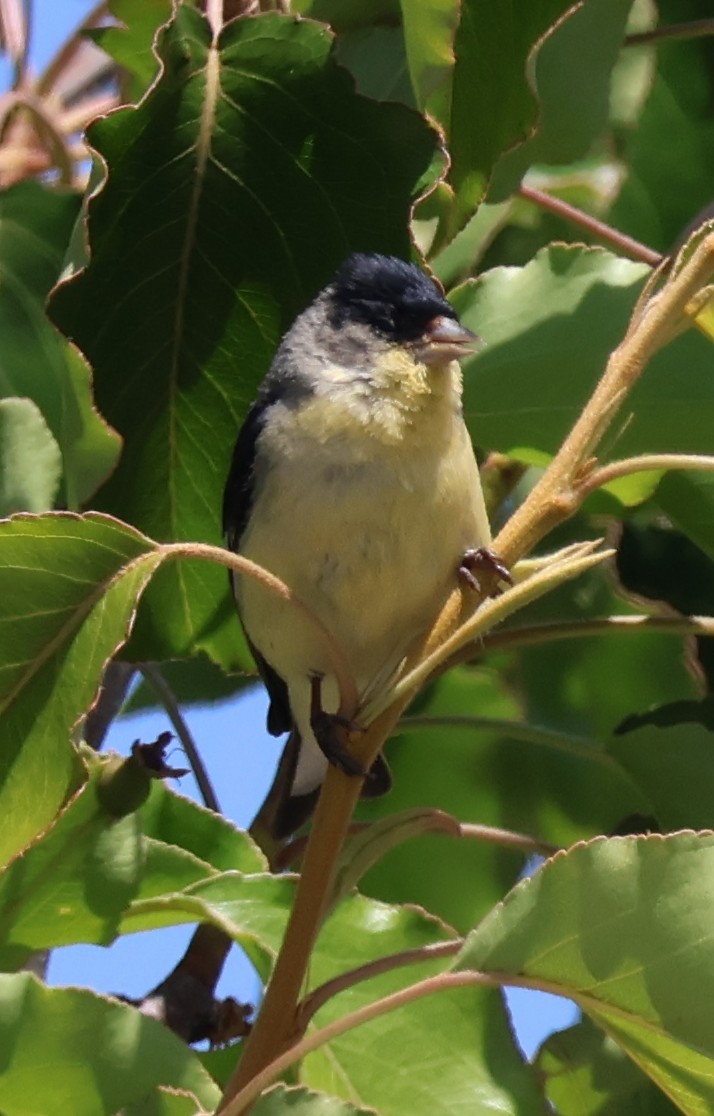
[223, 252, 506, 838]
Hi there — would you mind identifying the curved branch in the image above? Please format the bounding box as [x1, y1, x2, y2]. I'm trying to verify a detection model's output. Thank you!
[581, 452, 714, 495]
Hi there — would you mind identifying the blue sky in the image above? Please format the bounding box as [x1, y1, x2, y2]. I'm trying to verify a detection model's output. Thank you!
[25, 0, 577, 1063]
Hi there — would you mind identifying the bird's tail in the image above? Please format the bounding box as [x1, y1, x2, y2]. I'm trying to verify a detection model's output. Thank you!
[253, 730, 391, 841]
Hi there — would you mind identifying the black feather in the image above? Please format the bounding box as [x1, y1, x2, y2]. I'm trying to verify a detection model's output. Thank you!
[328, 252, 456, 343]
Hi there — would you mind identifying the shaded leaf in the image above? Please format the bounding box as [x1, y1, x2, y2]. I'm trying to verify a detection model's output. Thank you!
[487, 0, 632, 201]
[0, 397, 61, 514]
[448, 0, 588, 225]
[608, 721, 714, 832]
[452, 245, 714, 461]
[0, 770, 143, 970]
[656, 470, 714, 565]
[537, 1016, 680, 1115]
[0, 973, 221, 1115]
[50, 8, 437, 668]
[460, 832, 714, 1113]
[358, 665, 653, 933]
[0, 182, 119, 507]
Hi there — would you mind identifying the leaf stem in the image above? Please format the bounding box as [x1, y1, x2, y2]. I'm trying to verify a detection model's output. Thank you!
[482, 614, 714, 654]
[518, 184, 663, 266]
[625, 18, 714, 47]
[581, 452, 714, 494]
[140, 662, 221, 814]
[298, 940, 462, 1026]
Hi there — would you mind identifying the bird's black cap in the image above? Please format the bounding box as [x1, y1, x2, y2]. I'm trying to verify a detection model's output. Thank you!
[327, 252, 458, 343]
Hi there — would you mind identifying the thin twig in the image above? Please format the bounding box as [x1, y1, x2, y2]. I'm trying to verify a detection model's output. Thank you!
[140, 662, 221, 814]
[36, 1, 111, 95]
[518, 184, 663, 267]
[625, 19, 714, 48]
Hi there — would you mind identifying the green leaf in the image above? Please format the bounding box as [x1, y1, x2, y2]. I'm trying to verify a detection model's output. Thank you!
[451, 245, 649, 454]
[302, 891, 545, 1114]
[252, 1085, 378, 1114]
[124, 1089, 204, 1116]
[537, 1016, 681, 1115]
[0, 973, 221, 1115]
[139, 780, 266, 874]
[0, 512, 164, 865]
[123, 873, 295, 978]
[291, 0, 401, 32]
[334, 27, 414, 106]
[656, 470, 714, 563]
[0, 397, 62, 515]
[0, 770, 144, 970]
[0, 183, 119, 508]
[50, 8, 436, 668]
[487, 0, 632, 201]
[609, 26, 714, 253]
[452, 244, 714, 461]
[358, 665, 652, 933]
[459, 832, 714, 1113]
[447, 0, 584, 225]
[608, 722, 714, 832]
[92, 0, 172, 101]
[400, 0, 459, 109]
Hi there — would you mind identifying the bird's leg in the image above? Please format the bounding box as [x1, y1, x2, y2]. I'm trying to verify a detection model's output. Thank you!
[459, 547, 513, 596]
[309, 675, 368, 778]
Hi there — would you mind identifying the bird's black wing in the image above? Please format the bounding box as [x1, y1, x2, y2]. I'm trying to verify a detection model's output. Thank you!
[223, 389, 292, 736]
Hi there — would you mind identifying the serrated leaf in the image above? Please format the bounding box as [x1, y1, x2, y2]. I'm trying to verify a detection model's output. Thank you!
[0, 397, 62, 514]
[50, 8, 436, 668]
[92, 0, 171, 101]
[537, 1016, 680, 1115]
[487, 0, 632, 201]
[0, 973, 220, 1115]
[0, 769, 144, 970]
[459, 832, 714, 1114]
[447, 0, 580, 225]
[0, 182, 119, 508]
[139, 780, 266, 875]
[0, 512, 164, 864]
[123, 872, 295, 979]
[301, 892, 545, 1115]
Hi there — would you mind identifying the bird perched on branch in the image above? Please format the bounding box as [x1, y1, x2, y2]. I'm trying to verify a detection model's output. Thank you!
[223, 252, 506, 838]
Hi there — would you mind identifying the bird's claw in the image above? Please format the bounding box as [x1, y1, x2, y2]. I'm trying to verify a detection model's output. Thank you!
[309, 676, 369, 779]
[459, 546, 512, 596]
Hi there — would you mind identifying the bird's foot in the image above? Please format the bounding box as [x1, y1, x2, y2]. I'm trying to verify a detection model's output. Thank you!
[459, 547, 513, 596]
[309, 675, 368, 779]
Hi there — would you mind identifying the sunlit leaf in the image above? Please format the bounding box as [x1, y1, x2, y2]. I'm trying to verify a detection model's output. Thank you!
[0, 974, 220, 1115]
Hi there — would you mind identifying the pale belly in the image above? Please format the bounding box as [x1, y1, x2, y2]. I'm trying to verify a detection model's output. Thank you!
[236, 427, 489, 719]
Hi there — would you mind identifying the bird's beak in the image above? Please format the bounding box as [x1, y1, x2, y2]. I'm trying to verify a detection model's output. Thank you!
[412, 315, 482, 366]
